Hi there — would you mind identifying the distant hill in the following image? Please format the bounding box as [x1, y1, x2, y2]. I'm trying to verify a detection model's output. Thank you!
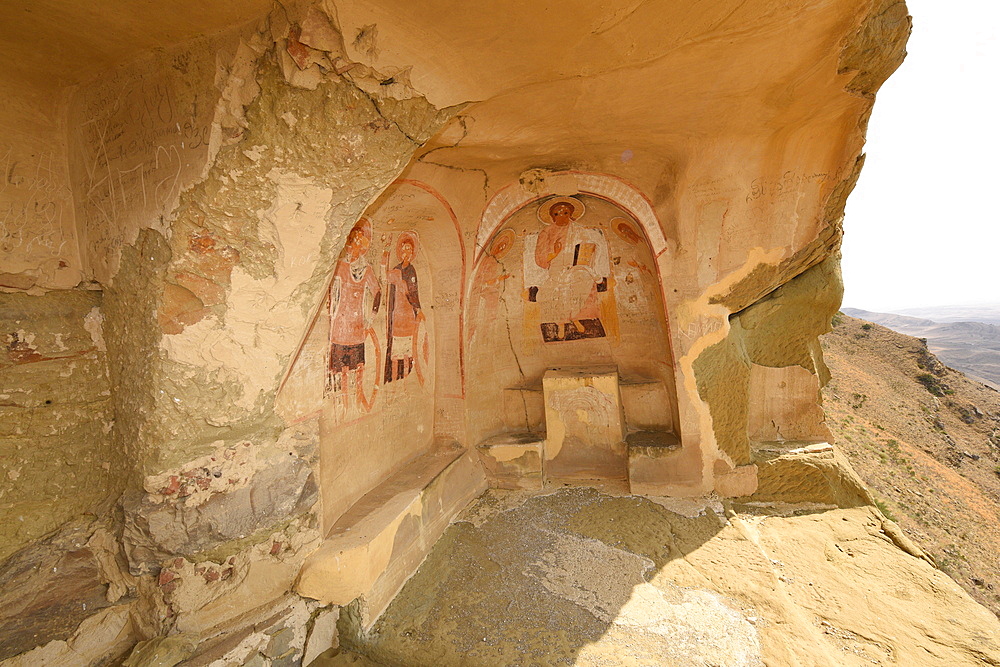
[822, 315, 1000, 617]
[896, 304, 1000, 325]
[843, 307, 1000, 389]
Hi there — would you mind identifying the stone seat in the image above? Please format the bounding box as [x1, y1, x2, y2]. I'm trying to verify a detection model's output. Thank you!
[626, 429, 682, 450]
[501, 369, 673, 439]
[476, 432, 545, 490]
[626, 429, 682, 495]
[296, 446, 486, 629]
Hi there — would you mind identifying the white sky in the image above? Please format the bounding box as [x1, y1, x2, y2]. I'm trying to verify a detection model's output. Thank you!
[840, 0, 1000, 312]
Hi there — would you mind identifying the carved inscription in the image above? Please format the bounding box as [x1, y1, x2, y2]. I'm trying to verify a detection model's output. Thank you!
[74, 56, 216, 280]
[0, 145, 74, 271]
[744, 170, 829, 204]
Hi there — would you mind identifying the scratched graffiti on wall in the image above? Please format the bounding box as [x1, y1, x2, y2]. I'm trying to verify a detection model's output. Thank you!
[71, 50, 219, 282]
[0, 144, 76, 283]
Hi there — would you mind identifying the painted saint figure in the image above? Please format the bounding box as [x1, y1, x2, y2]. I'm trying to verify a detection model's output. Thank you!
[468, 228, 515, 343]
[384, 232, 425, 383]
[523, 197, 610, 342]
[328, 219, 382, 412]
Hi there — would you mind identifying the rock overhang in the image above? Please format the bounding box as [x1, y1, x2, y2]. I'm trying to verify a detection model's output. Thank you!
[0, 0, 919, 663]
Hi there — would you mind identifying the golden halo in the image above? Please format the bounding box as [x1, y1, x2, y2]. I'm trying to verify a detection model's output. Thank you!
[537, 196, 585, 224]
[395, 231, 418, 259]
[612, 217, 641, 245]
[488, 229, 516, 258]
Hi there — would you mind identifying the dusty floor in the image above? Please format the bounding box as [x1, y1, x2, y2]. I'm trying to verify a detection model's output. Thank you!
[316, 487, 1000, 666]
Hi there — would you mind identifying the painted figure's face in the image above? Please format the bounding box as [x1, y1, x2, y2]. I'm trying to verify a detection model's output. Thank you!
[399, 240, 415, 264]
[550, 203, 574, 226]
[346, 229, 370, 260]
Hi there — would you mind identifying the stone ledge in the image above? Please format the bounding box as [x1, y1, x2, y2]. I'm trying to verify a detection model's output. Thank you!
[477, 432, 545, 490]
[748, 443, 873, 506]
[296, 447, 486, 628]
[626, 430, 686, 495]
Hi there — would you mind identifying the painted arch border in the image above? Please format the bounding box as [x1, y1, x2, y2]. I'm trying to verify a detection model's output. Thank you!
[474, 170, 668, 263]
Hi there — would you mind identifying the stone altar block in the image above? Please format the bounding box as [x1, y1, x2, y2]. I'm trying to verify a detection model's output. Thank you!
[542, 368, 628, 480]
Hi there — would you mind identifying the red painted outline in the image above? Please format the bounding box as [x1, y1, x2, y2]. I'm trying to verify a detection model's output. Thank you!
[287, 409, 322, 426]
[396, 179, 467, 398]
[470, 172, 679, 423]
[475, 170, 666, 264]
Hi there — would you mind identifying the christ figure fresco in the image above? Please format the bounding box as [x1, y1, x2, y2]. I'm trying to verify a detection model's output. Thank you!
[328, 218, 382, 413]
[523, 197, 610, 342]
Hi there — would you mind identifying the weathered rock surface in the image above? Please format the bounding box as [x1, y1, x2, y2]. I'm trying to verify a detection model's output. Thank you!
[124, 454, 318, 566]
[0, 290, 115, 561]
[342, 487, 1000, 666]
[0, 517, 131, 661]
[1, 605, 137, 667]
[122, 634, 199, 667]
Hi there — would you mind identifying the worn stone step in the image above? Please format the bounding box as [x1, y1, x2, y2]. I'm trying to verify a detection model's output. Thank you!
[476, 432, 545, 490]
[626, 429, 683, 495]
[297, 448, 486, 629]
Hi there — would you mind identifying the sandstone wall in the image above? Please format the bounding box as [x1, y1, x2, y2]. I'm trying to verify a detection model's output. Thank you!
[0, 0, 912, 663]
[0, 290, 114, 561]
[0, 77, 81, 290]
[3, 3, 457, 663]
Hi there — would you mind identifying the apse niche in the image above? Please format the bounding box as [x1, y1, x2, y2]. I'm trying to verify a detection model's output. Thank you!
[467, 192, 680, 487]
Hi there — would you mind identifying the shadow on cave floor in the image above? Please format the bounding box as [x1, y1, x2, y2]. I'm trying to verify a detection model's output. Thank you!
[326, 487, 765, 666]
[312, 480, 1000, 667]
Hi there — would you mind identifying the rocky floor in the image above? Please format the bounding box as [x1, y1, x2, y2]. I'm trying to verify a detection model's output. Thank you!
[316, 487, 1000, 667]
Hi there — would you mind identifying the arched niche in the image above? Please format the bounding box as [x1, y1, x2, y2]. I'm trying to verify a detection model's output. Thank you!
[465, 187, 680, 477]
[476, 170, 668, 261]
[278, 180, 466, 530]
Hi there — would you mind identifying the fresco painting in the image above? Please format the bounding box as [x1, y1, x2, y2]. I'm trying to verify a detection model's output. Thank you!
[466, 192, 674, 444]
[523, 197, 613, 342]
[384, 231, 429, 385]
[470, 194, 664, 350]
[327, 218, 382, 415]
[612, 217, 641, 245]
[324, 217, 429, 422]
[467, 228, 515, 344]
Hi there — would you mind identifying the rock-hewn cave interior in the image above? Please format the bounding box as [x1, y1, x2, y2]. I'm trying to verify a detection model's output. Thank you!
[7, 1, 1000, 666]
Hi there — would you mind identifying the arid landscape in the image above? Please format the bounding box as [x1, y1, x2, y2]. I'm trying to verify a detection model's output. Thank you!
[892, 305, 1000, 325]
[843, 307, 1000, 388]
[823, 313, 1000, 617]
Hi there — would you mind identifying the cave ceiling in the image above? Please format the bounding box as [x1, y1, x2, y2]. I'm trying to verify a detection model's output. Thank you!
[0, 0, 273, 88]
[1, 0, 867, 168]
